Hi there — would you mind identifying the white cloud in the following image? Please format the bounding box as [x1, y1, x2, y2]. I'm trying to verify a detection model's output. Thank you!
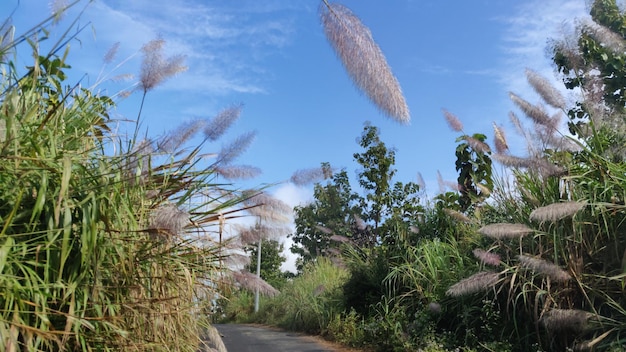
[57, 0, 302, 96]
[500, 0, 589, 99]
[270, 183, 313, 273]
[494, 0, 590, 156]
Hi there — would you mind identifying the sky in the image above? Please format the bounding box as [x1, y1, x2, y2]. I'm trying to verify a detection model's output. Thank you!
[3, 0, 592, 272]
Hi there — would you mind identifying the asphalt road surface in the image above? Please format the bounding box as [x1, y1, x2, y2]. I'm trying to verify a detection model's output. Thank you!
[214, 324, 337, 352]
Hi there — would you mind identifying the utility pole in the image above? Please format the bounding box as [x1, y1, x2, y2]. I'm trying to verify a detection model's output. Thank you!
[254, 223, 262, 313]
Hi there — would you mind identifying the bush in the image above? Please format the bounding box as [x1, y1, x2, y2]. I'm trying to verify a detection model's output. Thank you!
[252, 257, 348, 334]
[326, 309, 366, 347]
[0, 6, 253, 351]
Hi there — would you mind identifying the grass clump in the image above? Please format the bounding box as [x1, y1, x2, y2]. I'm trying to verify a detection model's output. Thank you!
[0, 5, 258, 351]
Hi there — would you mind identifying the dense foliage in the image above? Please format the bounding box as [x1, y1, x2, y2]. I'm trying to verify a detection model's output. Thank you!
[0, 5, 263, 351]
[226, 1, 626, 351]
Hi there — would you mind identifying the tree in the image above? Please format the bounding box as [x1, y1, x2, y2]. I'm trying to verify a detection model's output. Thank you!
[290, 168, 361, 270]
[290, 123, 423, 274]
[353, 124, 422, 247]
[552, 0, 626, 158]
[454, 133, 493, 212]
[244, 239, 289, 289]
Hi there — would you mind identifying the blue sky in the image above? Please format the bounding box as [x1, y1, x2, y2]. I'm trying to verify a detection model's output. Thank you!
[3, 0, 591, 270]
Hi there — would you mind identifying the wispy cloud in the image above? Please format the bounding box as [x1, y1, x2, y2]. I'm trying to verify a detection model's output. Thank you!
[499, 0, 589, 100]
[271, 183, 313, 273]
[76, 0, 303, 95]
[492, 0, 589, 157]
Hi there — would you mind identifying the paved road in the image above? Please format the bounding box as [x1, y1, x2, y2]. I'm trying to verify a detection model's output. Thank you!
[214, 324, 336, 352]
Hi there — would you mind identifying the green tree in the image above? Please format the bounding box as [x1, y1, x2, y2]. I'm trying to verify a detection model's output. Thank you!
[290, 168, 361, 270]
[552, 0, 626, 158]
[290, 124, 423, 269]
[454, 133, 493, 212]
[554, 0, 626, 112]
[244, 239, 289, 289]
[353, 124, 422, 247]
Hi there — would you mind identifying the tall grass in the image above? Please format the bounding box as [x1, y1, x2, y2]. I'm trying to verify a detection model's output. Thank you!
[445, 67, 626, 350]
[0, 5, 258, 351]
[255, 257, 348, 334]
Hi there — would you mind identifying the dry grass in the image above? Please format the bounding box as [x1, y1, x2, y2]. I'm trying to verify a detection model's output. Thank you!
[320, 2, 409, 124]
[478, 223, 534, 239]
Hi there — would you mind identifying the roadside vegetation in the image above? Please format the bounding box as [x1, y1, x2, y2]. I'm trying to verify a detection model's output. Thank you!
[221, 1, 626, 351]
[0, 3, 280, 351]
[4, 0, 626, 351]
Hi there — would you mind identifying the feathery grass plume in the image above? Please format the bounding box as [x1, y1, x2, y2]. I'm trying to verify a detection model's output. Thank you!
[437, 170, 460, 192]
[509, 111, 527, 139]
[49, 0, 68, 22]
[324, 247, 342, 256]
[244, 191, 292, 214]
[444, 208, 471, 223]
[125, 139, 154, 182]
[139, 38, 188, 93]
[246, 206, 290, 224]
[462, 135, 491, 153]
[446, 271, 500, 297]
[217, 131, 256, 165]
[509, 92, 557, 131]
[428, 302, 442, 314]
[532, 157, 566, 177]
[492, 153, 564, 177]
[329, 255, 346, 269]
[290, 166, 334, 186]
[473, 248, 502, 266]
[330, 234, 350, 243]
[535, 124, 580, 151]
[492, 153, 533, 168]
[525, 68, 567, 109]
[316, 225, 333, 234]
[320, 2, 410, 123]
[539, 308, 594, 332]
[353, 214, 367, 230]
[442, 108, 464, 132]
[157, 118, 207, 153]
[117, 90, 133, 99]
[238, 226, 261, 245]
[149, 204, 190, 240]
[493, 122, 509, 154]
[583, 20, 626, 55]
[200, 325, 228, 352]
[243, 191, 292, 223]
[111, 73, 134, 82]
[517, 254, 571, 282]
[478, 223, 534, 239]
[237, 223, 289, 244]
[103, 42, 121, 64]
[436, 170, 446, 193]
[231, 270, 280, 297]
[416, 172, 426, 191]
[204, 104, 243, 141]
[223, 252, 251, 267]
[529, 201, 587, 222]
[214, 165, 262, 180]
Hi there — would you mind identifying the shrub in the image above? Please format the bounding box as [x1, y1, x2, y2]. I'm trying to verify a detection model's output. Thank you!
[0, 6, 255, 351]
